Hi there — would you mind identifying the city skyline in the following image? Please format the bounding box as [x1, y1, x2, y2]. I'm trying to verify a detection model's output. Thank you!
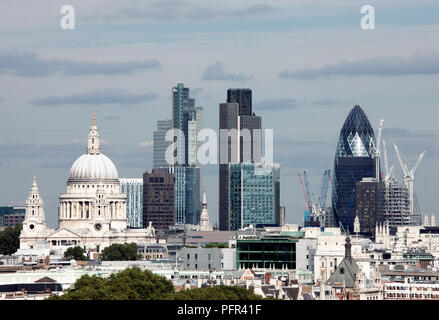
[1, 0, 439, 229]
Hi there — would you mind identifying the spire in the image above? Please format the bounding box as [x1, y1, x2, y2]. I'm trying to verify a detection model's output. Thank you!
[345, 235, 352, 261]
[87, 112, 100, 154]
[25, 176, 46, 224]
[31, 176, 38, 192]
[202, 190, 207, 209]
[200, 191, 212, 231]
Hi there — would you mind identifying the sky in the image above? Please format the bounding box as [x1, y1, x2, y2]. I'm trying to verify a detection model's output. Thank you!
[0, 0, 439, 228]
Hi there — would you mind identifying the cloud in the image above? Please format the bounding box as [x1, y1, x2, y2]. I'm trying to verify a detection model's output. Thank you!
[254, 98, 299, 111]
[383, 127, 438, 139]
[86, 2, 276, 23]
[0, 51, 162, 77]
[0, 96, 3, 102]
[31, 88, 159, 106]
[138, 141, 153, 148]
[202, 61, 253, 81]
[279, 52, 439, 80]
[312, 99, 340, 106]
[102, 115, 121, 121]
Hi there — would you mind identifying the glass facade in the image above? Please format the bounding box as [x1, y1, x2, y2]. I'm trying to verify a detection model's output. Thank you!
[229, 163, 280, 230]
[120, 179, 143, 228]
[332, 105, 377, 232]
[236, 238, 297, 270]
[166, 166, 201, 225]
[153, 119, 173, 168]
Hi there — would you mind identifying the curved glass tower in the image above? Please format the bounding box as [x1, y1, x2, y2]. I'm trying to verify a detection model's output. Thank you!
[332, 105, 376, 232]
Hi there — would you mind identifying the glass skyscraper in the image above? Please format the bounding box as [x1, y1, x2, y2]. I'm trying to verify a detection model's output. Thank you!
[229, 163, 280, 230]
[153, 119, 173, 168]
[219, 89, 262, 230]
[120, 178, 143, 228]
[332, 105, 377, 232]
[150, 82, 203, 227]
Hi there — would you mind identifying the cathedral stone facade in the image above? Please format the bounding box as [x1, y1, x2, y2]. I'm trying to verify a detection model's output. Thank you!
[18, 114, 156, 254]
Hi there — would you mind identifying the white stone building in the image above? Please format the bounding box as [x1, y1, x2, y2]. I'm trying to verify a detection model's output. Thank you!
[17, 114, 157, 256]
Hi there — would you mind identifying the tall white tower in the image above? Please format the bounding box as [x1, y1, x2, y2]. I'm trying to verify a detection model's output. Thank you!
[199, 191, 213, 231]
[22, 177, 46, 235]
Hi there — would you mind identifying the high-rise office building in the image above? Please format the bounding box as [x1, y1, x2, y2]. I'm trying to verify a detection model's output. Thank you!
[228, 163, 280, 230]
[354, 178, 385, 237]
[219, 89, 263, 230]
[380, 179, 421, 233]
[143, 169, 175, 230]
[173, 82, 195, 165]
[0, 206, 25, 227]
[153, 119, 173, 168]
[158, 82, 203, 226]
[165, 165, 201, 225]
[120, 178, 143, 228]
[332, 105, 377, 233]
[227, 88, 252, 116]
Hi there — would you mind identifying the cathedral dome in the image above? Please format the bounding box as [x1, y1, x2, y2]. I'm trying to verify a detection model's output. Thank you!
[69, 153, 118, 180]
[68, 113, 119, 181]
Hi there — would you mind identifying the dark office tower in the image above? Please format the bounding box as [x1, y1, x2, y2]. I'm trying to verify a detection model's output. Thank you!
[227, 89, 252, 116]
[143, 169, 175, 230]
[332, 105, 376, 233]
[219, 103, 239, 231]
[355, 178, 385, 237]
[219, 89, 263, 231]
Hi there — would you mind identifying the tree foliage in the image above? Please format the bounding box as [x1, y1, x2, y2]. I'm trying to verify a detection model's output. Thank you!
[47, 267, 174, 300]
[47, 267, 264, 300]
[99, 243, 141, 261]
[174, 286, 263, 300]
[64, 246, 87, 261]
[0, 224, 22, 255]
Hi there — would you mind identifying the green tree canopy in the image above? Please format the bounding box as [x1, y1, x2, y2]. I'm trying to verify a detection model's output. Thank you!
[47, 267, 174, 300]
[64, 246, 87, 261]
[0, 224, 22, 255]
[99, 243, 140, 261]
[47, 267, 266, 300]
[173, 285, 263, 300]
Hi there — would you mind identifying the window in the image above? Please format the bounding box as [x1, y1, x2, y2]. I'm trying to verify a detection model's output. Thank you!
[340, 267, 344, 274]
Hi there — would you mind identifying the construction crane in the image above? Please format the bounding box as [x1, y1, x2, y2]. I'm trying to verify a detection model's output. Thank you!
[393, 143, 426, 216]
[303, 171, 313, 211]
[298, 169, 332, 227]
[371, 119, 384, 181]
[318, 169, 331, 211]
[382, 140, 394, 182]
[298, 173, 310, 212]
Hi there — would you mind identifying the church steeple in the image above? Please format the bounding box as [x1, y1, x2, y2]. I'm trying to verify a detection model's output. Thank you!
[23, 177, 46, 232]
[87, 112, 100, 154]
[199, 191, 213, 231]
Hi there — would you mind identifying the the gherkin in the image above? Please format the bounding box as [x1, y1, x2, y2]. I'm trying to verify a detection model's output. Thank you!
[332, 105, 377, 232]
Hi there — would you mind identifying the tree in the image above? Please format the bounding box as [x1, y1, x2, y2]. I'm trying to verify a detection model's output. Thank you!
[64, 246, 87, 261]
[0, 224, 22, 255]
[47, 267, 174, 300]
[173, 285, 263, 300]
[99, 243, 141, 261]
[47, 267, 267, 300]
